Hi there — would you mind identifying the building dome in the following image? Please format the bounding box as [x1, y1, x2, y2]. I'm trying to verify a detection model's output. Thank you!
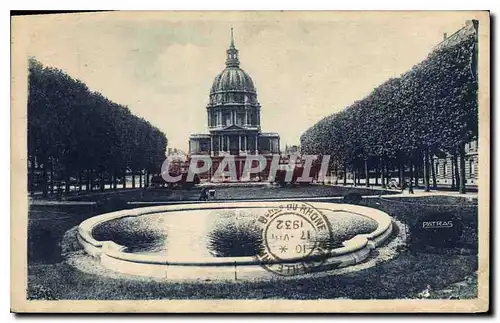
[210, 67, 256, 95]
[208, 29, 259, 107]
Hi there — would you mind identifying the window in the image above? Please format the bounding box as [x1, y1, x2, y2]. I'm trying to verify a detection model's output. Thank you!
[224, 112, 231, 126]
[469, 159, 475, 175]
[235, 112, 243, 125]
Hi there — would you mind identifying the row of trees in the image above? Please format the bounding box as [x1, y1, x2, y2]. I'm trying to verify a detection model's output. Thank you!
[301, 30, 478, 193]
[28, 58, 168, 197]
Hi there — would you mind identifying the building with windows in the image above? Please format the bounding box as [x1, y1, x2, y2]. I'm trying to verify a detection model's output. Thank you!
[189, 29, 280, 157]
[188, 29, 280, 180]
[432, 20, 479, 186]
[433, 139, 478, 186]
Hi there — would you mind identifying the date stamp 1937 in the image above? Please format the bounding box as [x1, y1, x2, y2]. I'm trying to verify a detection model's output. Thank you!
[255, 202, 334, 276]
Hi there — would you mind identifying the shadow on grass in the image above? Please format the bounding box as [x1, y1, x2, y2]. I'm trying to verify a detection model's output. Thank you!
[27, 193, 479, 300]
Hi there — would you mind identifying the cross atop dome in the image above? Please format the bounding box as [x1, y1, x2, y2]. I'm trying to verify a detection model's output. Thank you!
[226, 27, 239, 67]
[230, 27, 235, 48]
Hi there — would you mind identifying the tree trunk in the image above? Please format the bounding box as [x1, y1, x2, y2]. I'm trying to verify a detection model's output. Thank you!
[28, 156, 34, 196]
[343, 166, 347, 185]
[78, 172, 83, 192]
[86, 169, 90, 192]
[411, 156, 419, 187]
[453, 154, 460, 191]
[450, 158, 455, 189]
[459, 146, 467, 194]
[413, 158, 423, 187]
[99, 172, 105, 192]
[65, 171, 70, 194]
[89, 170, 94, 192]
[139, 171, 143, 188]
[365, 159, 369, 187]
[380, 157, 386, 188]
[423, 151, 430, 192]
[49, 161, 54, 195]
[113, 169, 117, 190]
[398, 162, 404, 188]
[145, 170, 149, 188]
[132, 170, 136, 188]
[42, 162, 48, 198]
[122, 171, 126, 189]
[409, 159, 414, 186]
[430, 155, 437, 189]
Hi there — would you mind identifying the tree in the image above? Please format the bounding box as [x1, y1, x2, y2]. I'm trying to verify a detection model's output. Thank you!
[28, 58, 168, 196]
[300, 33, 477, 194]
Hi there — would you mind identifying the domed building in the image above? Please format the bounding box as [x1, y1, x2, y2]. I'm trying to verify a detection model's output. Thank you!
[189, 29, 280, 162]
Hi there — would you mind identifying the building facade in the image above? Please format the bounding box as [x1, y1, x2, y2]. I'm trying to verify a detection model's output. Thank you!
[432, 20, 479, 186]
[188, 29, 280, 180]
[433, 139, 478, 186]
[189, 29, 280, 157]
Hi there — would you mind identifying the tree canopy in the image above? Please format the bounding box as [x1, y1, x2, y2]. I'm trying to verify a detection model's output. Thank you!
[300, 32, 478, 192]
[28, 58, 167, 195]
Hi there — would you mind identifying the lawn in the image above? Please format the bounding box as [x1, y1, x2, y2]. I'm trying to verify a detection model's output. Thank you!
[28, 248, 477, 300]
[66, 184, 397, 204]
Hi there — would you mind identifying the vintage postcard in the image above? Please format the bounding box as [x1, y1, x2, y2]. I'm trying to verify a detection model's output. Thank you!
[11, 11, 490, 313]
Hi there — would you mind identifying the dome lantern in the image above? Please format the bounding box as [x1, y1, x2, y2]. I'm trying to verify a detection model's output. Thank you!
[225, 28, 240, 67]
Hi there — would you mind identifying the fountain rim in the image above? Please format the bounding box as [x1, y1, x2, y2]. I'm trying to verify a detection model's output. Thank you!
[78, 201, 393, 266]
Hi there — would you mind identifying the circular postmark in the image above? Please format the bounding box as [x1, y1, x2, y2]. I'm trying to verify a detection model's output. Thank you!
[255, 202, 335, 276]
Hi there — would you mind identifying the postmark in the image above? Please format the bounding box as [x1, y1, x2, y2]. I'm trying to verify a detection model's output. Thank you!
[255, 202, 334, 276]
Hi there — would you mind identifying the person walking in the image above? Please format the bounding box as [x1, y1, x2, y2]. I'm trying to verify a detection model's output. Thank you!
[408, 179, 414, 194]
[199, 187, 209, 201]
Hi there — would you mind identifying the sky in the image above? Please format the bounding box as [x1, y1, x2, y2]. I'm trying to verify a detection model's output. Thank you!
[22, 11, 472, 152]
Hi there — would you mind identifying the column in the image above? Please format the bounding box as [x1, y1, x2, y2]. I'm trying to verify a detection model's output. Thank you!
[244, 110, 248, 126]
[226, 136, 229, 152]
[210, 136, 214, 156]
[239, 135, 242, 151]
[244, 136, 247, 151]
[255, 135, 258, 153]
[208, 111, 211, 127]
[219, 136, 222, 154]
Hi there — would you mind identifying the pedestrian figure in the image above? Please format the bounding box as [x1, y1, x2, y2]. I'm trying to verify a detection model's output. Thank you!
[408, 179, 414, 194]
[199, 187, 209, 201]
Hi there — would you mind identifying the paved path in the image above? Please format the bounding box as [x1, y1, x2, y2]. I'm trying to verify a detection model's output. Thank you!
[29, 199, 97, 206]
[322, 183, 477, 198]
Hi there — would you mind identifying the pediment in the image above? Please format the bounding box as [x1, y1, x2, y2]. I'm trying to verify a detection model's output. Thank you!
[223, 124, 245, 131]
